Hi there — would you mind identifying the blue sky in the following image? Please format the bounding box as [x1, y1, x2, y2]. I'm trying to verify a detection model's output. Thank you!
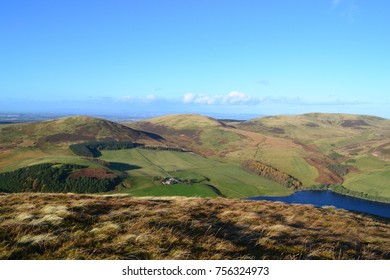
[0, 0, 389, 118]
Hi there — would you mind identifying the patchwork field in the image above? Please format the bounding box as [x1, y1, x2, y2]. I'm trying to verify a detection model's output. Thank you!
[100, 149, 290, 198]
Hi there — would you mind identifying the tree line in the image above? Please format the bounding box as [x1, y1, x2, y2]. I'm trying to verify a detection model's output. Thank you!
[69, 141, 141, 157]
[0, 163, 119, 193]
[241, 160, 303, 190]
[70, 140, 189, 157]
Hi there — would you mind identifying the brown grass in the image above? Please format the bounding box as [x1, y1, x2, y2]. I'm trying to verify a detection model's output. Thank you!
[0, 193, 389, 260]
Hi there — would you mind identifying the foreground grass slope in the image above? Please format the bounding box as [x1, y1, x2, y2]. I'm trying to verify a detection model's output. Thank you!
[1, 193, 389, 260]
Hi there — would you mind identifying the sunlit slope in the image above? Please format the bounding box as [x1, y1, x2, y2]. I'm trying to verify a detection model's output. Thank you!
[2, 193, 390, 260]
[236, 113, 390, 198]
[130, 114, 338, 186]
[129, 114, 245, 156]
[236, 113, 390, 152]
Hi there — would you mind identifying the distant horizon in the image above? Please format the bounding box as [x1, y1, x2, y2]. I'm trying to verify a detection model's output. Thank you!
[1, 110, 388, 124]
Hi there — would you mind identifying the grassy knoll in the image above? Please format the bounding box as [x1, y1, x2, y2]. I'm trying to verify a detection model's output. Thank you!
[344, 171, 390, 197]
[1, 193, 389, 260]
[342, 156, 390, 197]
[100, 149, 290, 198]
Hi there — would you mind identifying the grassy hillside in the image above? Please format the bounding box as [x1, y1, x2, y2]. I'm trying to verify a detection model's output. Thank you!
[0, 116, 165, 148]
[130, 114, 338, 186]
[1, 113, 389, 200]
[0, 115, 290, 198]
[235, 113, 390, 199]
[1, 193, 389, 260]
[0, 116, 166, 172]
[129, 113, 390, 200]
[236, 113, 390, 150]
[129, 114, 245, 156]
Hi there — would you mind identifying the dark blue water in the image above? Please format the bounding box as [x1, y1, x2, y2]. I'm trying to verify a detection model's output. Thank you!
[249, 191, 390, 219]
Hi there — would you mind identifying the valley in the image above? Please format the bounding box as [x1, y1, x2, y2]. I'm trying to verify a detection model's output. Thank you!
[0, 113, 389, 202]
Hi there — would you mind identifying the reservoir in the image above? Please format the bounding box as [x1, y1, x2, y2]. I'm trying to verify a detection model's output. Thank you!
[249, 190, 390, 219]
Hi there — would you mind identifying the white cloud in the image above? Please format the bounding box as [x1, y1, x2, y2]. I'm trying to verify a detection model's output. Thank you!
[183, 93, 219, 105]
[222, 91, 254, 105]
[183, 93, 194, 103]
[182, 91, 264, 106]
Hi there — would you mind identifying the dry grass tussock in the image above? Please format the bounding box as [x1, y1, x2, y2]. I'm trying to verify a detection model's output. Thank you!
[0, 193, 389, 260]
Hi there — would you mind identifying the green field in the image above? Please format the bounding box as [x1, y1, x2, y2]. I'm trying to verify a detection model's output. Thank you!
[100, 149, 291, 198]
[344, 171, 390, 197]
[0, 151, 103, 173]
[343, 156, 390, 197]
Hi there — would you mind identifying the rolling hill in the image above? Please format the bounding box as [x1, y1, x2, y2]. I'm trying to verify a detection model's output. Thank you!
[129, 114, 340, 186]
[234, 113, 390, 199]
[0, 116, 166, 172]
[0, 113, 389, 201]
[0, 115, 288, 198]
[130, 113, 390, 201]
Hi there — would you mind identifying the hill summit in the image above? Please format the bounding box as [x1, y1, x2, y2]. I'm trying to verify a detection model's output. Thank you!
[0, 116, 165, 149]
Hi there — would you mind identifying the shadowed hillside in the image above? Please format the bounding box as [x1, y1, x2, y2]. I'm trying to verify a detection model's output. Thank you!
[0, 193, 389, 260]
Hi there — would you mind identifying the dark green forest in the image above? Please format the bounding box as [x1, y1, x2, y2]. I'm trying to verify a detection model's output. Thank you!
[0, 163, 119, 193]
[69, 140, 140, 157]
[70, 140, 188, 157]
